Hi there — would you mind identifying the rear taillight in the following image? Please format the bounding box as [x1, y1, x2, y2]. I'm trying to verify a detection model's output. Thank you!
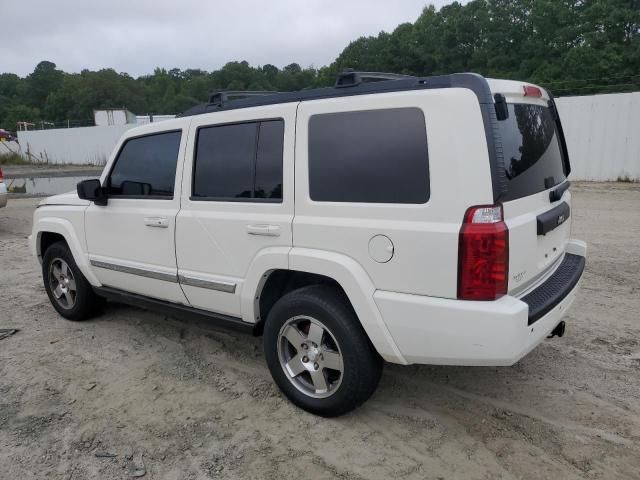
[457, 205, 509, 301]
[0, 168, 3, 182]
[523, 85, 542, 97]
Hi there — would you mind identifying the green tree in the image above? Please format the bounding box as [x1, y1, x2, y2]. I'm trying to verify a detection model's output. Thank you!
[2, 0, 640, 130]
[25, 61, 63, 108]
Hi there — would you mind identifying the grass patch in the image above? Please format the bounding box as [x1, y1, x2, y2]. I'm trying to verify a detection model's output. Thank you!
[616, 176, 639, 183]
[0, 152, 30, 165]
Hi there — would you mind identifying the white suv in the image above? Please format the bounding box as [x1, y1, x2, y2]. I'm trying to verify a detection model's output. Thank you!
[30, 72, 586, 416]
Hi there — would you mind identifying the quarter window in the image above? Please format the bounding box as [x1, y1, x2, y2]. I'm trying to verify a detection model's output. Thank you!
[308, 108, 429, 204]
[108, 131, 181, 198]
[192, 120, 284, 201]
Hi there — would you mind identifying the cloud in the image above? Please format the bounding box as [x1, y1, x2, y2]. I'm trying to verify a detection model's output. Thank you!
[1, 1, 460, 77]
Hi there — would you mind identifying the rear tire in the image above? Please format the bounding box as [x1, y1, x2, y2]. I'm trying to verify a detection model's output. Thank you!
[263, 285, 383, 417]
[42, 241, 104, 321]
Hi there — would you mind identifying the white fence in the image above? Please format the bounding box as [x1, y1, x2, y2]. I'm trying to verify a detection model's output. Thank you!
[17, 124, 136, 165]
[556, 92, 640, 181]
[10, 92, 640, 180]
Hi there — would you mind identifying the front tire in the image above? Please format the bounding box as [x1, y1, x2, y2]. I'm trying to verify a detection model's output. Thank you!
[42, 241, 104, 321]
[263, 285, 383, 417]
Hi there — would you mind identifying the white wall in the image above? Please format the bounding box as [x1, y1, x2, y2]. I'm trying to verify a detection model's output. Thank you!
[556, 92, 640, 181]
[135, 114, 176, 125]
[0, 140, 21, 155]
[17, 124, 136, 165]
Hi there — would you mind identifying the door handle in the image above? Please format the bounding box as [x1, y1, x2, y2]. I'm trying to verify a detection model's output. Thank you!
[144, 217, 169, 228]
[247, 224, 280, 237]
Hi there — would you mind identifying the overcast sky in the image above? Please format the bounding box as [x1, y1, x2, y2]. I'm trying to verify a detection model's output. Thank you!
[1, 1, 461, 78]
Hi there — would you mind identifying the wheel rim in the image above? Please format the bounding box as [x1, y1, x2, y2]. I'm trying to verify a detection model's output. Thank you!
[48, 258, 77, 310]
[277, 315, 344, 399]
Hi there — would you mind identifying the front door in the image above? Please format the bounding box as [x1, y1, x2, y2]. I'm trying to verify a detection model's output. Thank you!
[85, 127, 189, 304]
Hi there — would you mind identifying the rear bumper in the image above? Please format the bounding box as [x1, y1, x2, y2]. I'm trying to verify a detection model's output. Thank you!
[0, 183, 7, 208]
[374, 239, 586, 366]
[522, 252, 585, 325]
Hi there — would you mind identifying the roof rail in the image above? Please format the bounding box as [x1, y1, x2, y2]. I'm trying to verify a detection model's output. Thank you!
[208, 90, 278, 106]
[335, 69, 414, 88]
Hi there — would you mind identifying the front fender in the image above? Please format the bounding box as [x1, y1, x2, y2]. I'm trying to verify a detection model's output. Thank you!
[33, 214, 101, 287]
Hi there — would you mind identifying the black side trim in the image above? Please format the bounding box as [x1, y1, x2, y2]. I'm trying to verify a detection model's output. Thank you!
[549, 181, 571, 202]
[522, 253, 585, 325]
[548, 94, 572, 177]
[537, 201, 570, 235]
[94, 286, 257, 335]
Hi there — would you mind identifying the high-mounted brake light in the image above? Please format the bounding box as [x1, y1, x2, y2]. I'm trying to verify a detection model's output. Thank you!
[457, 205, 509, 301]
[523, 85, 542, 97]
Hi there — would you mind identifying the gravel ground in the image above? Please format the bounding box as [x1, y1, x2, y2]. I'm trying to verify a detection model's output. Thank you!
[1, 182, 639, 480]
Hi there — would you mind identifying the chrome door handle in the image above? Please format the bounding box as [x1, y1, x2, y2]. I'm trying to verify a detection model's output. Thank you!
[247, 224, 280, 237]
[144, 217, 169, 228]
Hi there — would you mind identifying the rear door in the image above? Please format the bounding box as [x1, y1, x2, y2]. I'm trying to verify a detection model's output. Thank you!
[175, 104, 296, 317]
[494, 88, 573, 295]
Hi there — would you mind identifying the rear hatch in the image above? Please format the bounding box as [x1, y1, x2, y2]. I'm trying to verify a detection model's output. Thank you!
[489, 81, 572, 295]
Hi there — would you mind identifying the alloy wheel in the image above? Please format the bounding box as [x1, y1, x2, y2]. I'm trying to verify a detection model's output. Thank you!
[48, 258, 77, 310]
[277, 315, 344, 398]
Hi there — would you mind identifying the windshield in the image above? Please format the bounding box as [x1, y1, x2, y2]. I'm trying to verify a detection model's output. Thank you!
[498, 103, 567, 201]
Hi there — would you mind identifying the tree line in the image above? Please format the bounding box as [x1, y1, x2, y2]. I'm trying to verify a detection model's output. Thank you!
[1, 0, 638, 131]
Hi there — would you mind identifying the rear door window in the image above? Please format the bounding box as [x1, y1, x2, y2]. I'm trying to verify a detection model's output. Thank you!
[192, 120, 284, 201]
[499, 104, 567, 201]
[308, 108, 429, 204]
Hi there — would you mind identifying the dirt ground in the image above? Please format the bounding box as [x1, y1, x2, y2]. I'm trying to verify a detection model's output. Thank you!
[1, 182, 639, 480]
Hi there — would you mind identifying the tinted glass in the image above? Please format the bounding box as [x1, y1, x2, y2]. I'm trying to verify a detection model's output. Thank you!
[108, 131, 181, 197]
[193, 120, 284, 201]
[308, 108, 429, 203]
[193, 122, 257, 199]
[499, 104, 566, 201]
[255, 120, 284, 200]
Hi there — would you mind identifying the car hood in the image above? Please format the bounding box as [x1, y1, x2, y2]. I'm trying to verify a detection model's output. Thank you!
[38, 191, 90, 207]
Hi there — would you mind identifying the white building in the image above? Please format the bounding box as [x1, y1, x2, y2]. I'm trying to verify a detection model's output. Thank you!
[93, 109, 137, 127]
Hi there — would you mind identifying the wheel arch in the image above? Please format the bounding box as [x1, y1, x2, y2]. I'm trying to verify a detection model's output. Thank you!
[33, 217, 101, 287]
[247, 247, 407, 364]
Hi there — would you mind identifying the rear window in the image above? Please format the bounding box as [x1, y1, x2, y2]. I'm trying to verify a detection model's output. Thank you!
[499, 103, 566, 201]
[308, 108, 429, 204]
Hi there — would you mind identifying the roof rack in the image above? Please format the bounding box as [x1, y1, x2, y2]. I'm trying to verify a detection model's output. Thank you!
[179, 73, 492, 121]
[335, 69, 414, 88]
[208, 90, 278, 107]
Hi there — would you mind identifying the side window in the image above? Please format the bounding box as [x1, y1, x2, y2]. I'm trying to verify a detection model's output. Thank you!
[192, 120, 284, 202]
[308, 108, 429, 204]
[108, 131, 182, 198]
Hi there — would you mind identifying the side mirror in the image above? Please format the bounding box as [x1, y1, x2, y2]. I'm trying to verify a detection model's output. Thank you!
[77, 179, 108, 206]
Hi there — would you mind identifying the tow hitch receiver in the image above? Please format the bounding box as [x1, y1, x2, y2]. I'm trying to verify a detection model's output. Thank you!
[548, 321, 566, 338]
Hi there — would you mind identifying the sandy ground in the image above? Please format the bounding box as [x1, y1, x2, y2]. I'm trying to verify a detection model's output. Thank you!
[1, 182, 639, 480]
